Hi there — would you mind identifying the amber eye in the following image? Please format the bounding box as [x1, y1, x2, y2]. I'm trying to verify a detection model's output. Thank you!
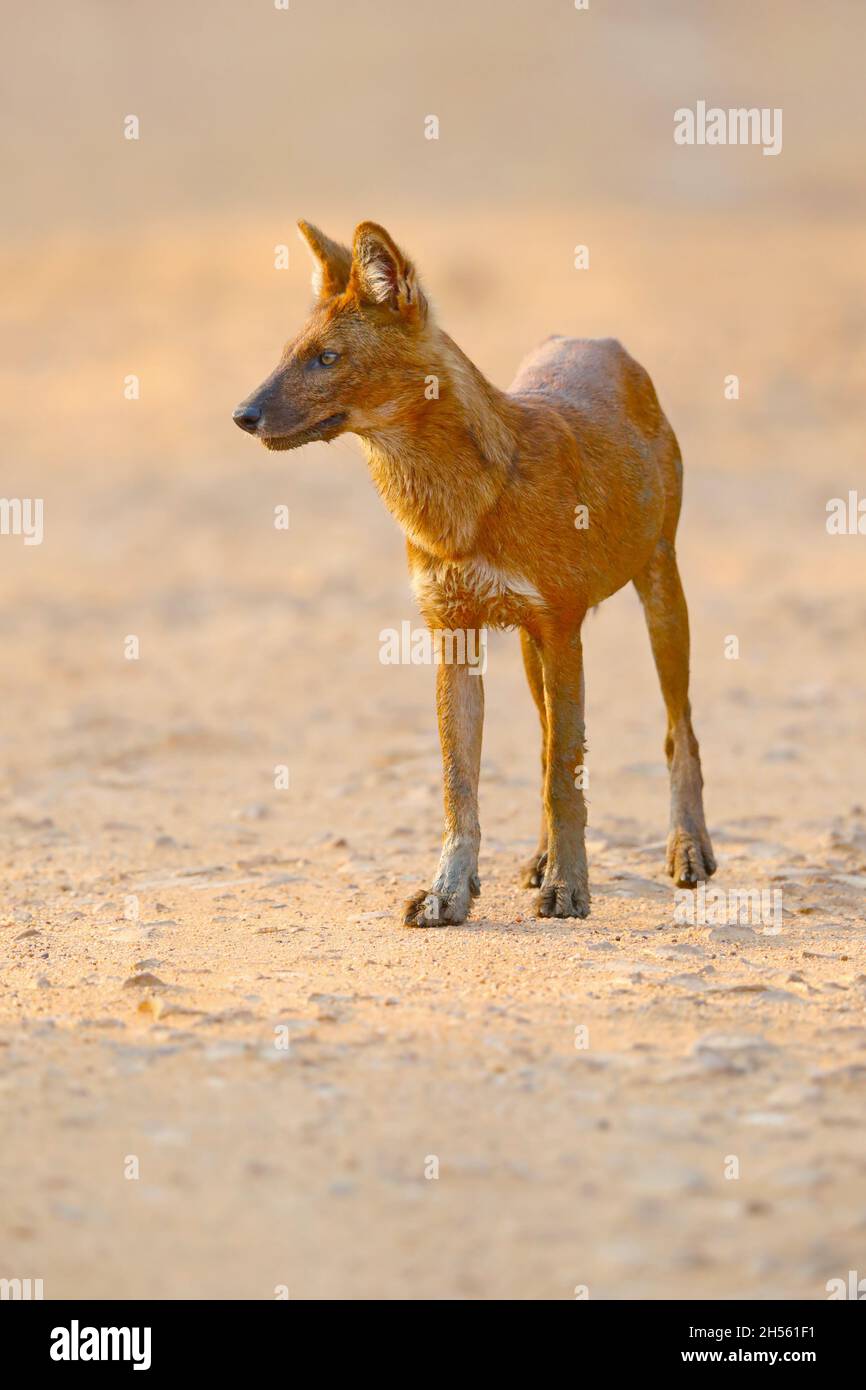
[318, 350, 339, 366]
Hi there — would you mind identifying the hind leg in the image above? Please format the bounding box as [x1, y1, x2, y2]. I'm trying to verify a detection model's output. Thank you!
[633, 539, 715, 887]
[519, 628, 549, 887]
[534, 622, 590, 918]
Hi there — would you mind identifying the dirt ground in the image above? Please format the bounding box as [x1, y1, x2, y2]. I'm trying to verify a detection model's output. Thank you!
[1, 2, 865, 1299]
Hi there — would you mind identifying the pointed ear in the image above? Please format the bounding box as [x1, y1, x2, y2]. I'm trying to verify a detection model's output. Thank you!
[296, 220, 352, 300]
[349, 222, 427, 322]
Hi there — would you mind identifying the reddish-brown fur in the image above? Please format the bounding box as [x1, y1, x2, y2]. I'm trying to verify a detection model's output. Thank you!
[234, 221, 715, 926]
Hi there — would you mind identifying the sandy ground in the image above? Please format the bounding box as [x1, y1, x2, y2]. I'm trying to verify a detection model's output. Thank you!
[2, 2, 865, 1300]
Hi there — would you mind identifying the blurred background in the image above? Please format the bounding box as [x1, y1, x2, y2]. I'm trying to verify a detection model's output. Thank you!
[1, 0, 865, 1300]
[2, 0, 864, 823]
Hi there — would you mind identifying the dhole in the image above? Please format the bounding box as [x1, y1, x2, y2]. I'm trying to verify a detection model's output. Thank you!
[234, 220, 715, 926]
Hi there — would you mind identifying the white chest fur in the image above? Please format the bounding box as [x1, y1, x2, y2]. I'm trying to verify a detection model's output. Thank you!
[411, 558, 544, 629]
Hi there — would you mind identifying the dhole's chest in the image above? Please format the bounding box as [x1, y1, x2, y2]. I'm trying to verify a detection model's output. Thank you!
[410, 558, 545, 631]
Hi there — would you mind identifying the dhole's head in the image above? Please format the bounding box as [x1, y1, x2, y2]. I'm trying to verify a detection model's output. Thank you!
[233, 220, 429, 450]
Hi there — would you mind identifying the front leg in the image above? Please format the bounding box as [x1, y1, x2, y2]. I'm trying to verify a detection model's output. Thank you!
[536, 623, 590, 919]
[403, 656, 483, 927]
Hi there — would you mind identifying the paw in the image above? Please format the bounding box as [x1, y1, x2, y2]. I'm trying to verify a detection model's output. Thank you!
[520, 849, 548, 888]
[402, 875, 480, 929]
[535, 879, 590, 919]
[666, 828, 716, 888]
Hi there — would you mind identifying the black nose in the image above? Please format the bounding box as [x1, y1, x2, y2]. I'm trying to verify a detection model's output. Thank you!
[233, 403, 261, 433]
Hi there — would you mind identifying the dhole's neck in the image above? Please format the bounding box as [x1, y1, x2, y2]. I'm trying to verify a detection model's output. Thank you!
[357, 330, 519, 560]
